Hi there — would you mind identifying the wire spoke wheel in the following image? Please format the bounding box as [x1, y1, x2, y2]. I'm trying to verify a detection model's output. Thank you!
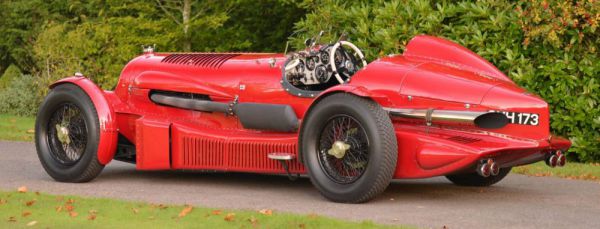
[318, 115, 369, 184]
[36, 84, 105, 182]
[47, 103, 88, 166]
[301, 93, 397, 203]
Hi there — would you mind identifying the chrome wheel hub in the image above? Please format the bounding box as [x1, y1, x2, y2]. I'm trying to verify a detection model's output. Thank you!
[328, 140, 351, 159]
[56, 124, 71, 145]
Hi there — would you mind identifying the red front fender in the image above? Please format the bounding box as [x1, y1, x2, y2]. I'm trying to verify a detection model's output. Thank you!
[50, 77, 118, 165]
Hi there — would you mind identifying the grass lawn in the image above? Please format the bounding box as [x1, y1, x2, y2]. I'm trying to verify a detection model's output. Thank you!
[513, 161, 600, 182]
[0, 114, 35, 141]
[0, 190, 408, 229]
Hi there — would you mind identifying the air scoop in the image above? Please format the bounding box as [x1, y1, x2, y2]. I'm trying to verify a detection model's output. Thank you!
[386, 108, 509, 129]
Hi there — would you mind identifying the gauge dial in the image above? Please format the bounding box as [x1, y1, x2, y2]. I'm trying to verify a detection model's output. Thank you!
[306, 57, 316, 70]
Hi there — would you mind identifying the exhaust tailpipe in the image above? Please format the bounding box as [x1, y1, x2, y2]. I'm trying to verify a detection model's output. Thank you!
[556, 150, 566, 167]
[545, 150, 566, 168]
[386, 108, 509, 129]
[477, 159, 490, 177]
[477, 159, 499, 177]
[546, 154, 558, 167]
[489, 160, 500, 176]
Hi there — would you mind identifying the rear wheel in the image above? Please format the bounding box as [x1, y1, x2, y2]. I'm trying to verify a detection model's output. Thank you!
[445, 167, 512, 186]
[300, 93, 397, 203]
[35, 84, 104, 182]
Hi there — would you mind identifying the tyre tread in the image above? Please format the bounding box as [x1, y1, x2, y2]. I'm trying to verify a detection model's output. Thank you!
[303, 93, 397, 203]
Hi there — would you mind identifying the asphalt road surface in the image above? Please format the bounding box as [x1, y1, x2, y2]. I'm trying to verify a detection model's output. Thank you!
[1, 141, 599, 228]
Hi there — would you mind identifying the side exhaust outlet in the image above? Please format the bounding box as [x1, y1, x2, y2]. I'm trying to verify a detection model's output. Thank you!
[477, 159, 499, 177]
[545, 150, 566, 168]
[489, 160, 500, 176]
[546, 154, 558, 167]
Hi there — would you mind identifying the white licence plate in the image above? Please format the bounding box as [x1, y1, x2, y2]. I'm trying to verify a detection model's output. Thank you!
[494, 111, 539, 126]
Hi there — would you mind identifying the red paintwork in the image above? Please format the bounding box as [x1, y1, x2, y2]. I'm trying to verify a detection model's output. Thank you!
[52, 35, 571, 178]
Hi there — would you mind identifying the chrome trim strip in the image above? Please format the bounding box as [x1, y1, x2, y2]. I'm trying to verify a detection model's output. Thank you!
[384, 108, 509, 129]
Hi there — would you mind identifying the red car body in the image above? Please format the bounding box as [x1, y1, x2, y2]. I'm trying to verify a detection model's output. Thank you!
[46, 35, 570, 195]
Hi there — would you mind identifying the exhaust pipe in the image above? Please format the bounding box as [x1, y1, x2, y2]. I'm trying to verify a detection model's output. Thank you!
[556, 151, 566, 167]
[546, 154, 558, 167]
[386, 108, 509, 129]
[489, 160, 500, 176]
[545, 150, 567, 168]
[477, 159, 499, 177]
[546, 150, 566, 168]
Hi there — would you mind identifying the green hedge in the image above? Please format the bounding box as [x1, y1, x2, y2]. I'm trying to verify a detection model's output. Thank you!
[294, 0, 599, 162]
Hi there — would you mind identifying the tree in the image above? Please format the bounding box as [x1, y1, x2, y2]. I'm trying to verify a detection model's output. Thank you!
[155, 0, 230, 51]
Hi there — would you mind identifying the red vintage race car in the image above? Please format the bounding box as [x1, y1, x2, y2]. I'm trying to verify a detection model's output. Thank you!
[35, 33, 570, 203]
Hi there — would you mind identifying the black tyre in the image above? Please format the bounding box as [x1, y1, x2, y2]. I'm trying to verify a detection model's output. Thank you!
[300, 93, 397, 203]
[445, 167, 512, 187]
[35, 84, 104, 182]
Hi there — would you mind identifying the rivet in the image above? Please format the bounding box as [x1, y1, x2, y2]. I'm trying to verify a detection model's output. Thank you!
[465, 104, 471, 109]
[407, 96, 412, 101]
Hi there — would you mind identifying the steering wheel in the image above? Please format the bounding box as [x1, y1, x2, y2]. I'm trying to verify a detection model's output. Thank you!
[329, 41, 368, 84]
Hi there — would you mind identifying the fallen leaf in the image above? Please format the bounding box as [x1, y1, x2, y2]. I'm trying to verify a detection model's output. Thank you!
[87, 214, 97, 221]
[26, 129, 35, 134]
[212, 210, 222, 215]
[69, 211, 78, 217]
[299, 223, 306, 229]
[178, 205, 193, 218]
[17, 186, 28, 193]
[66, 199, 76, 204]
[307, 213, 318, 219]
[8, 216, 17, 222]
[34, 192, 40, 196]
[0, 199, 6, 205]
[26, 221, 37, 226]
[157, 204, 168, 209]
[88, 210, 98, 214]
[22, 211, 31, 217]
[65, 205, 74, 212]
[25, 200, 36, 206]
[148, 216, 156, 220]
[248, 216, 259, 226]
[224, 213, 235, 222]
[132, 208, 139, 214]
[55, 206, 63, 212]
[55, 197, 64, 202]
[258, 209, 273, 216]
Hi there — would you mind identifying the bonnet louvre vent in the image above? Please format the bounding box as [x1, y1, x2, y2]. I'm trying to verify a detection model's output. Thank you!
[447, 136, 481, 144]
[162, 53, 240, 68]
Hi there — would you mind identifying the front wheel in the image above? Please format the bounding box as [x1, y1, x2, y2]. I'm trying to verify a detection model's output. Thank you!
[35, 84, 104, 182]
[300, 93, 398, 203]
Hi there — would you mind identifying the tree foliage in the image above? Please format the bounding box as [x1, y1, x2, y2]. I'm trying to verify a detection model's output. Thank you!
[0, 65, 22, 89]
[294, 0, 599, 162]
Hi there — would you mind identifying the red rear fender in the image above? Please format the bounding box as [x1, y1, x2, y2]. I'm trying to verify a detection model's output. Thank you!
[50, 77, 118, 165]
[404, 35, 513, 83]
[316, 85, 392, 107]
